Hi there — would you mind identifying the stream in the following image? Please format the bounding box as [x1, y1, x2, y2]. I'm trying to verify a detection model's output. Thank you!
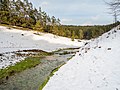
[0, 48, 79, 90]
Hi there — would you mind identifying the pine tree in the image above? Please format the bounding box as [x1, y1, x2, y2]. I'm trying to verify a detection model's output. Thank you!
[79, 29, 83, 39]
[34, 20, 43, 32]
[0, 0, 9, 11]
[71, 31, 75, 41]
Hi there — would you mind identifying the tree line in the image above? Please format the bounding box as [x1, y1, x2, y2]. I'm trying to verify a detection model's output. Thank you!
[56, 22, 120, 40]
[0, 0, 60, 31]
[0, 0, 119, 40]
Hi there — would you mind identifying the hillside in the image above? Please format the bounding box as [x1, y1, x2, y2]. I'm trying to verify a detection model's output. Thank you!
[0, 26, 84, 69]
[0, 26, 84, 53]
[1, 0, 119, 40]
[43, 26, 120, 90]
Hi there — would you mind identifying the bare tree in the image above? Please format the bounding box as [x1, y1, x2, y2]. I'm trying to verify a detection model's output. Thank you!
[109, 4, 118, 23]
[105, 0, 120, 23]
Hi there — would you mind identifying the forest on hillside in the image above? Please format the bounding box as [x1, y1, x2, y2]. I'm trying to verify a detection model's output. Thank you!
[0, 0, 120, 40]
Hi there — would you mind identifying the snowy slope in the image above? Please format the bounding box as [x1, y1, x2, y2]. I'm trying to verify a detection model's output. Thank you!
[0, 26, 84, 53]
[43, 26, 120, 90]
[0, 26, 84, 69]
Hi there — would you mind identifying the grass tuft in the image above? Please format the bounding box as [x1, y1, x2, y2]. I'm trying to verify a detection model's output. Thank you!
[0, 57, 41, 79]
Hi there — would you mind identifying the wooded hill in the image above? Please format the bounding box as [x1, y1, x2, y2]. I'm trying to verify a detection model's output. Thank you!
[0, 0, 119, 40]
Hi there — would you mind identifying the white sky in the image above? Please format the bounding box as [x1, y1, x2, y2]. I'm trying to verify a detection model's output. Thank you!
[29, 0, 116, 25]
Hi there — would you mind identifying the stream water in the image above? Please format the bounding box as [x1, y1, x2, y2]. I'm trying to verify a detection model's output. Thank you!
[0, 48, 79, 90]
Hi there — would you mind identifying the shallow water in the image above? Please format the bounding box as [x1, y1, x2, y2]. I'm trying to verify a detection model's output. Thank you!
[0, 48, 78, 90]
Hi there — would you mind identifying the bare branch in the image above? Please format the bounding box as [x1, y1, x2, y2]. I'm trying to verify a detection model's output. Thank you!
[105, 0, 120, 22]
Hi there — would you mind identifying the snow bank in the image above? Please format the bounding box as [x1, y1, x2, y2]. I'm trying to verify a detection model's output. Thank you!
[43, 26, 120, 90]
[0, 26, 84, 53]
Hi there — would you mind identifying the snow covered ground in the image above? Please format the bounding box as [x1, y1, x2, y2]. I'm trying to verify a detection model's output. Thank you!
[0, 26, 84, 53]
[0, 26, 84, 69]
[0, 52, 25, 69]
[43, 26, 120, 90]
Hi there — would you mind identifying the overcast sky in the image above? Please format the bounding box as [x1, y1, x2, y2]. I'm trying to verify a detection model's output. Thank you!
[29, 0, 114, 25]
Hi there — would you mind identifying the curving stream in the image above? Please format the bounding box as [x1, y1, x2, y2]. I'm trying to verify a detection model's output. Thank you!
[0, 48, 79, 90]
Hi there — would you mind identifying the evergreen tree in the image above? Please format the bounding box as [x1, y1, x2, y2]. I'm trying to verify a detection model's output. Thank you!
[71, 31, 75, 41]
[34, 20, 43, 32]
[0, 0, 9, 11]
[79, 29, 84, 39]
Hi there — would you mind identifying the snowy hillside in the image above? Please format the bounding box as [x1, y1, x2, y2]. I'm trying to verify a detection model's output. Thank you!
[0, 26, 84, 69]
[0, 26, 84, 53]
[43, 26, 120, 90]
